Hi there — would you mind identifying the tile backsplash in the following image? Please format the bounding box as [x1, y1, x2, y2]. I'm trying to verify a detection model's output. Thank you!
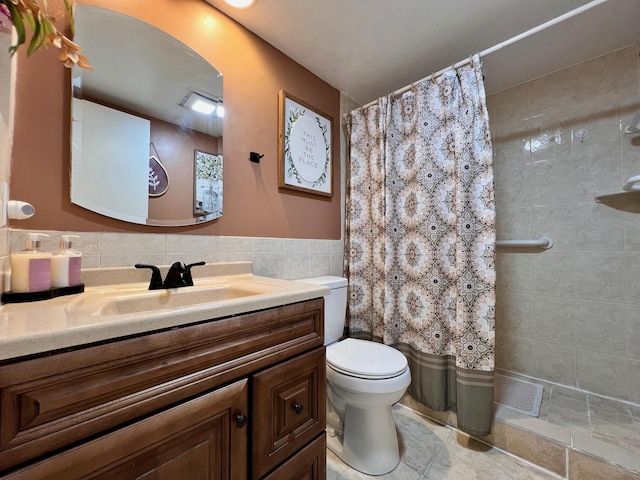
[6, 230, 345, 282]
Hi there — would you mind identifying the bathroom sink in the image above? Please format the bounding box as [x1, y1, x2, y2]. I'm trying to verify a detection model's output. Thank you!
[66, 280, 285, 318]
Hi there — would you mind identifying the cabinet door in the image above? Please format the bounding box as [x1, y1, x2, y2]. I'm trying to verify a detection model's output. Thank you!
[252, 347, 326, 479]
[2, 379, 249, 480]
[261, 434, 326, 480]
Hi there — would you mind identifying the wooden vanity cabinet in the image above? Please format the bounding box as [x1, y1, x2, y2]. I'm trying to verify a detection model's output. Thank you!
[0, 298, 326, 479]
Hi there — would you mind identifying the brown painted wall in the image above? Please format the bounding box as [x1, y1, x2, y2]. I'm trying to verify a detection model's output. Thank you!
[10, 0, 341, 239]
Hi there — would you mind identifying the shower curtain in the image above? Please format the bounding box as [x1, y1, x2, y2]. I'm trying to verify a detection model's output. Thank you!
[345, 55, 495, 436]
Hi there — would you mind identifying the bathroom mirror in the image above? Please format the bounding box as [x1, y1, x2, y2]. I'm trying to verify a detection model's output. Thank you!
[70, 5, 224, 226]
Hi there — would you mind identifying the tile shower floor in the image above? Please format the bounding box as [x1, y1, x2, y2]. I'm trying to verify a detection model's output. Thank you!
[536, 380, 640, 464]
[327, 405, 558, 479]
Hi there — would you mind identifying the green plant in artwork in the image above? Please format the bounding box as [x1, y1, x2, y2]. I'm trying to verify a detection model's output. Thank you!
[312, 116, 330, 188]
[284, 107, 306, 185]
[194, 151, 222, 215]
[195, 151, 223, 182]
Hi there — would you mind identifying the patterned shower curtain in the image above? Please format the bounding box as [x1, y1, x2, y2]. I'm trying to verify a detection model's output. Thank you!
[345, 55, 496, 436]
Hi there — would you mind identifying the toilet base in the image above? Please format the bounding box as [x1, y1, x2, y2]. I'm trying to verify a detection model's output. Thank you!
[327, 403, 401, 475]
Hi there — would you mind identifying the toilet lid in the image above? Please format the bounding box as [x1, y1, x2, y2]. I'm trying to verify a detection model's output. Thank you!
[326, 338, 408, 379]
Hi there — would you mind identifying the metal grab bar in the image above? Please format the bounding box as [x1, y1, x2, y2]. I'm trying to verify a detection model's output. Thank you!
[622, 174, 640, 192]
[495, 237, 553, 249]
[595, 174, 640, 202]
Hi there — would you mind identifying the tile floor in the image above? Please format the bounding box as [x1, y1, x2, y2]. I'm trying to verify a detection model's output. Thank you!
[326, 405, 559, 479]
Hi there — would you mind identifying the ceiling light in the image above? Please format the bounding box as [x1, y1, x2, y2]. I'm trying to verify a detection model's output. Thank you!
[180, 91, 222, 116]
[190, 98, 217, 115]
[223, 0, 257, 8]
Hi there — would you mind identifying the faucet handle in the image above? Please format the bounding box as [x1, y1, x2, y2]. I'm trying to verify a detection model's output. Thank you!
[135, 264, 163, 290]
[183, 261, 206, 286]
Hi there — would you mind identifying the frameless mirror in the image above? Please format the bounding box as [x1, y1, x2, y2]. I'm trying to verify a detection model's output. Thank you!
[71, 5, 223, 226]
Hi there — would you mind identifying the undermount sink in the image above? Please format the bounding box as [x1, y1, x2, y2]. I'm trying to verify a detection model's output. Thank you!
[67, 280, 285, 318]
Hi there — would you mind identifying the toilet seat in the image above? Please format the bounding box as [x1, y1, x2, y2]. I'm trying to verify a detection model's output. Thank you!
[326, 338, 408, 379]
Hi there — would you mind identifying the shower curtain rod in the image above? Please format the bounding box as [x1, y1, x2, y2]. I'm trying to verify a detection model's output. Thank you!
[360, 0, 609, 110]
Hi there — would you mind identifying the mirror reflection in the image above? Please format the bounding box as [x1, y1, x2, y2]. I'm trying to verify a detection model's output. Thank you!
[71, 5, 223, 226]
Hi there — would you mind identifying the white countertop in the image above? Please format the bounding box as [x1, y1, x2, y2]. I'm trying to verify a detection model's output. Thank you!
[0, 263, 329, 362]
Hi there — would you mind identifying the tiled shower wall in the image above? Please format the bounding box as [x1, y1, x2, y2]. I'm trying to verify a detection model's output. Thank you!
[488, 45, 640, 404]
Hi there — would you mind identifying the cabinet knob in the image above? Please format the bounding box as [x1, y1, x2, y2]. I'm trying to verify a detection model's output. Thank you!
[293, 403, 304, 415]
[235, 413, 248, 428]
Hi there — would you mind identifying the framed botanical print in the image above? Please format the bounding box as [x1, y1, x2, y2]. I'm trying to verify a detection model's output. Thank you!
[278, 90, 333, 197]
[193, 149, 223, 217]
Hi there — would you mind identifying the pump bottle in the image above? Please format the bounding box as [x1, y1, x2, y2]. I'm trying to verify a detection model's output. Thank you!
[10, 233, 53, 293]
[51, 235, 83, 288]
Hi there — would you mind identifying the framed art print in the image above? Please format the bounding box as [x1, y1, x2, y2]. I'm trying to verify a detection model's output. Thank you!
[278, 90, 333, 197]
[193, 149, 223, 217]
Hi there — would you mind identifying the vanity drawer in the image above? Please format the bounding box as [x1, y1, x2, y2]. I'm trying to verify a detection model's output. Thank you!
[252, 347, 326, 479]
[261, 433, 326, 480]
[0, 298, 323, 473]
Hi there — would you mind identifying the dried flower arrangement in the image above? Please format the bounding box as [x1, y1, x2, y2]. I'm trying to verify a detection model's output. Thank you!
[0, 0, 91, 69]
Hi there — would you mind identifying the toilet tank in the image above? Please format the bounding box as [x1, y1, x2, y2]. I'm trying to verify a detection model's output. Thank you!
[297, 276, 348, 345]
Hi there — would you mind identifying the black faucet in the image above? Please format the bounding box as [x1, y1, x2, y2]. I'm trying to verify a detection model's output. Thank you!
[135, 261, 206, 290]
[162, 261, 188, 288]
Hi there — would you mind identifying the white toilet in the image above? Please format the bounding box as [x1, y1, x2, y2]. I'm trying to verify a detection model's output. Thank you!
[298, 276, 411, 475]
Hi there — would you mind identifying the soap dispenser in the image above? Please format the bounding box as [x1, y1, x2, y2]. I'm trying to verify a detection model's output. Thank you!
[10, 233, 53, 293]
[51, 235, 82, 288]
